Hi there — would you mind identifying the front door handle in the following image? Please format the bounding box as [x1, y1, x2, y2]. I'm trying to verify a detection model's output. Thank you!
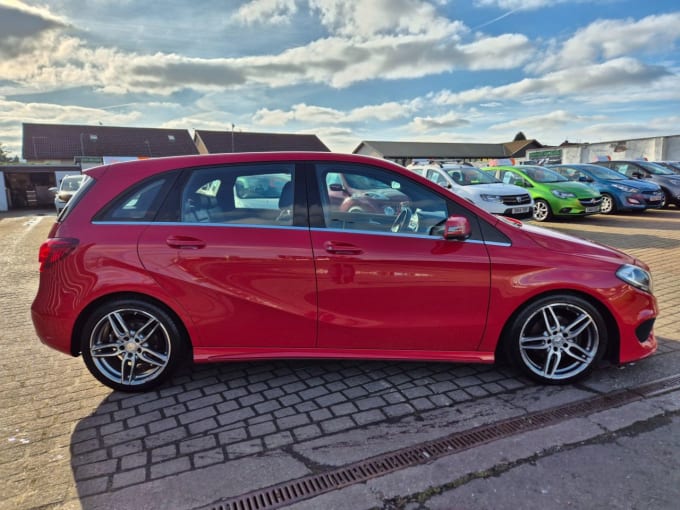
[324, 241, 363, 255]
[166, 236, 206, 249]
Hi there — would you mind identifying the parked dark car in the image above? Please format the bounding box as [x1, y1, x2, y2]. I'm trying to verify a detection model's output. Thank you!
[32, 152, 657, 391]
[654, 161, 680, 175]
[548, 163, 664, 214]
[326, 171, 409, 215]
[593, 160, 680, 208]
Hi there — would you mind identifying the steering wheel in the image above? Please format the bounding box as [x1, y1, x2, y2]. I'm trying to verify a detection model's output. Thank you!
[390, 206, 413, 233]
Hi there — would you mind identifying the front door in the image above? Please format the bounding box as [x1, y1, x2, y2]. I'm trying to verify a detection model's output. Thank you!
[310, 162, 491, 353]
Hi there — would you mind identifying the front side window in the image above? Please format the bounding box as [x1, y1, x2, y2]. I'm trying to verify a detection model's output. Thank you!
[316, 163, 449, 236]
[180, 164, 294, 226]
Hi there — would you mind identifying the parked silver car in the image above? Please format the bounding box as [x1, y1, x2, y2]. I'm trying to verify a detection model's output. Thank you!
[51, 174, 84, 213]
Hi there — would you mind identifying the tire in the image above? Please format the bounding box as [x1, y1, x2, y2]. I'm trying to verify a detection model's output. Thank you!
[600, 193, 615, 214]
[81, 299, 185, 392]
[662, 189, 671, 209]
[532, 199, 551, 222]
[505, 295, 607, 384]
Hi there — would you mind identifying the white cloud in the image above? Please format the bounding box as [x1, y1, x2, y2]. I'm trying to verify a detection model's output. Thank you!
[474, 0, 574, 9]
[434, 58, 670, 105]
[409, 111, 471, 132]
[233, 0, 298, 25]
[309, 0, 450, 38]
[252, 100, 420, 126]
[529, 12, 680, 73]
[487, 109, 603, 131]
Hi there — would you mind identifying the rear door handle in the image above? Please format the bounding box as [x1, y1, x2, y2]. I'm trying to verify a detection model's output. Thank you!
[324, 241, 363, 255]
[166, 236, 206, 249]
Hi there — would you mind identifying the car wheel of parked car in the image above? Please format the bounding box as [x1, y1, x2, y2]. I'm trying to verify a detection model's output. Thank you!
[81, 299, 185, 392]
[662, 189, 671, 209]
[532, 199, 551, 222]
[506, 295, 607, 385]
[600, 193, 615, 214]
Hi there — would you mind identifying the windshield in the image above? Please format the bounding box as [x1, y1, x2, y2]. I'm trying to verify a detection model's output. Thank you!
[578, 165, 625, 180]
[446, 167, 500, 185]
[522, 166, 567, 183]
[638, 161, 675, 175]
[61, 175, 84, 191]
[345, 174, 391, 190]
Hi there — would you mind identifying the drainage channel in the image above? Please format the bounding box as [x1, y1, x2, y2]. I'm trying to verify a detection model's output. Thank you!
[201, 374, 680, 510]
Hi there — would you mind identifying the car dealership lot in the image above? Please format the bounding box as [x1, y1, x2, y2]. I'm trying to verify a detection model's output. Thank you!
[1, 208, 680, 509]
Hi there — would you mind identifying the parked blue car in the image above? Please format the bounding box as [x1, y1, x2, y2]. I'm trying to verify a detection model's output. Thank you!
[548, 163, 664, 214]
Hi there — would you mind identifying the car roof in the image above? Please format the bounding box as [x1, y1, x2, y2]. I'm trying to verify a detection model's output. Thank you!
[85, 152, 408, 182]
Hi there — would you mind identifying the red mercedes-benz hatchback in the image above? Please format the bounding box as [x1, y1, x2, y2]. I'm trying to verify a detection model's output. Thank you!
[32, 152, 657, 392]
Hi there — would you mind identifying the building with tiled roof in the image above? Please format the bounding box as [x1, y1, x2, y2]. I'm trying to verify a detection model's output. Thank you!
[22, 123, 198, 164]
[353, 138, 543, 166]
[194, 130, 330, 154]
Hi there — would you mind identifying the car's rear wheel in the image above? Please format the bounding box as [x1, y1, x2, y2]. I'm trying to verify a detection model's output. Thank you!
[600, 193, 615, 214]
[505, 295, 607, 384]
[532, 199, 551, 222]
[81, 299, 185, 392]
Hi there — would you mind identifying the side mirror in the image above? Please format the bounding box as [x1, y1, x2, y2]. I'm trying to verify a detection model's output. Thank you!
[329, 183, 345, 192]
[578, 176, 592, 182]
[48, 187, 57, 194]
[632, 172, 643, 179]
[443, 216, 471, 241]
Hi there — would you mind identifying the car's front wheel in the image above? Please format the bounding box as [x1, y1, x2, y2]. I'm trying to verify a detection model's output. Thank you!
[505, 295, 607, 384]
[600, 193, 615, 214]
[81, 299, 185, 392]
[532, 199, 551, 222]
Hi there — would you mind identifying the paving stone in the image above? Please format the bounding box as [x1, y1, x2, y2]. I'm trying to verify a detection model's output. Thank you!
[112, 467, 146, 489]
[218, 427, 248, 445]
[150, 457, 191, 479]
[192, 447, 225, 468]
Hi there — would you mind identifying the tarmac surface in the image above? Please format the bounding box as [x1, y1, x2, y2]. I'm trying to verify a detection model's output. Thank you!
[1, 207, 679, 510]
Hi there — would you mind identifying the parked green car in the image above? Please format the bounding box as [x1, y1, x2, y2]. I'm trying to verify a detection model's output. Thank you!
[482, 165, 602, 221]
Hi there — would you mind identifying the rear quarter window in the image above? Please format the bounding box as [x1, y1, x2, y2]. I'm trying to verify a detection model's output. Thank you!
[94, 172, 178, 222]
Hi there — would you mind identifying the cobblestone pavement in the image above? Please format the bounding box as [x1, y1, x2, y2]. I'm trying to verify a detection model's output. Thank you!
[1, 208, 679, 509]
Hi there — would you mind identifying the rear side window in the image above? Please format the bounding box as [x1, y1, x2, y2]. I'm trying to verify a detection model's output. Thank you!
[178, 164, 294, 226]
[96, 173, 176, 222]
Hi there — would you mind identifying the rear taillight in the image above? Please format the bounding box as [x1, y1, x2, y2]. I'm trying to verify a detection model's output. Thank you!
[39, 238, 79, 272]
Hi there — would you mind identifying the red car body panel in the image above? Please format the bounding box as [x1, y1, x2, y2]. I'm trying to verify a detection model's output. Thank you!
[31, 152, 657, 370]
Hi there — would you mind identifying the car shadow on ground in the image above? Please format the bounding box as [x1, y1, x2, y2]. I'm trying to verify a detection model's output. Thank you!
[67, 358, 531, 506]
[66, 334, 680, 509]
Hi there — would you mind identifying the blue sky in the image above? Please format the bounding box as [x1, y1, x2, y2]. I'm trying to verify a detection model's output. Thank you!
[1, 0, 679, 157]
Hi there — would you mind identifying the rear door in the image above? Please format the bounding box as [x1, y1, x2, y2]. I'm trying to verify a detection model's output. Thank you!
[137, 162, 317, 349]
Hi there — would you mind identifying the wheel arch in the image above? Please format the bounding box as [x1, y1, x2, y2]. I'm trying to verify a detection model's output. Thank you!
[494, 289, 620, 364]
[70, 292, 192, 358]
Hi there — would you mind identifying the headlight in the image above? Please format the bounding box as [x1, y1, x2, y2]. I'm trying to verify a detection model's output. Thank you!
[480, 194, 503, 203]
[616, 264, 653, 293]
[552, 190, 576, 199]
[611, 183, 638, 193]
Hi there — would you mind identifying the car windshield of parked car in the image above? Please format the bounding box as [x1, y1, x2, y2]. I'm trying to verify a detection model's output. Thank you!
[447, 167, 499, 186]
[581, 165, 626, 180]
[638, 161, 675, 175]
[61, 175, 84, 191]
[523, 166, 567, 183]
[344, 173, 392, 190]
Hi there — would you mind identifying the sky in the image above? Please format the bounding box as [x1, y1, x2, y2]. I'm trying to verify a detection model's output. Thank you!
[1, 0, 679, 158]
